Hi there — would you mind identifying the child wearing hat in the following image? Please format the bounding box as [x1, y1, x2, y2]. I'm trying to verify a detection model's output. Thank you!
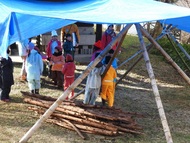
[50, 47, 65, 88]
[46, 30, 61, 60]
[46, 30, 61, 78]
[90, 40, 103, 61]
[62, 54, 76, 100]
[25, 48, 43, 94]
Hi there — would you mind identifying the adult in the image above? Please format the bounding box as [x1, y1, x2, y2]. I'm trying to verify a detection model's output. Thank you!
[101, 24, 117, 50]
[46, 30, 61, 78]
[17, 39, 29, 81]
[46, 30, 62, 60]
[0, 49, 14, 102]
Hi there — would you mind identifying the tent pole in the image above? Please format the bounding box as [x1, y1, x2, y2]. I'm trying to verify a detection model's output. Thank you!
[140, 25, 190, 85]
[135, 23, 173, 143]
[166, 34, 190, 72]
[117, 49, 143, 69]
[116, 46, 151, 86]
[19, 24, 132, 143]
[116, 32, 167, 86]
[169, 33, 190, 60]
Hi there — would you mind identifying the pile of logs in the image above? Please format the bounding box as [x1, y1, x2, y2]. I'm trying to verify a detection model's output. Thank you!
[21, 91, 144, 139]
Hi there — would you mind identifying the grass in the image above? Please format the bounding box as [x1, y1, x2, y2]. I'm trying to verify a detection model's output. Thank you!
[0, 35, 190, 143]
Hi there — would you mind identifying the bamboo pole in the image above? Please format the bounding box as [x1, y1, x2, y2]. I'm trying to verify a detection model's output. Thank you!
[169, 33, 190, 60]
[166, 34, 190, 72]
[19, 24, 132, 143]
[116, 30, 167, 86]
[140, 25, 190, 85]
[135, 24, 173, 143]
[60, 118, 85, 139]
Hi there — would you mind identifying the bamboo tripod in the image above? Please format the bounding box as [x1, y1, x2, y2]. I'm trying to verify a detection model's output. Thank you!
[19, 23, 190, 143]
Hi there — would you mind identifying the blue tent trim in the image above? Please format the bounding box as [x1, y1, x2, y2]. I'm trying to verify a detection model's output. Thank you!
[1, 0, 190, 58]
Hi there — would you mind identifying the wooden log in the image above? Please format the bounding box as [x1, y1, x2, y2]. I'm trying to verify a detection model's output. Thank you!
[28, 106, 118, 132]
[24, 97, 134, 123]
[25, 98, 144, 135]
[28, 106, 143, 136]
[21, 91, 57, 101]
[58, 118, 118, 136]
[61, 118, 85, 140]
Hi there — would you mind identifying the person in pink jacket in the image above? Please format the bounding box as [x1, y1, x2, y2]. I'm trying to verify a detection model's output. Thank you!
[62, 54, 76, 100]
[46, 30, 61, 60]
[101, 24, 118, 50]
[46, 30, 61, 78]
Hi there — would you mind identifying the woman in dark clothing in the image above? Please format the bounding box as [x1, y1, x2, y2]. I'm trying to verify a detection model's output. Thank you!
[0, 49, 14, 102]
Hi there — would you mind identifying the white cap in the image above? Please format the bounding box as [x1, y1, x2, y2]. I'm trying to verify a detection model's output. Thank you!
[51, 30, 58, 37]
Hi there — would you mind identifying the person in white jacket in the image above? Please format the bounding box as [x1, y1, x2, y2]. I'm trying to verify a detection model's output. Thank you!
[83, 53, 105, 105]
[25, 47, 43, 94]
[17, 39, 29, 81]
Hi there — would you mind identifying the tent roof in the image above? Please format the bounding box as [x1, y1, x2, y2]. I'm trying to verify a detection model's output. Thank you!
[1, 0, 190, 58]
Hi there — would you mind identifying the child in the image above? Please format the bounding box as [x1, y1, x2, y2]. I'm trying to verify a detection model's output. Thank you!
[63, 34, 75, 59]
[50, 47, 65, 88]
[0, 49, 14, 102]
[100, 56, 117, 107]
[25, 47, 43, 94]
[102, 49, 118, 69]
[83, 53, 105, 105]
[62, 54, 75, 100]
[90, 40, 103, 61]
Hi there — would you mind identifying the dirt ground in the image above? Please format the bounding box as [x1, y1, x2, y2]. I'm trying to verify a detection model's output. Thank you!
[0, 59, 190, 143]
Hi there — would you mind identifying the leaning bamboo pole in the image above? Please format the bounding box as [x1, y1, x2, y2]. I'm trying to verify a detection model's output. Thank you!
[140, 25, 190, 85]
[166, 34, 190, 72]
[135, 24, 173, 143]
[116, 30, 167, 86]
[19, 24, 132, 143]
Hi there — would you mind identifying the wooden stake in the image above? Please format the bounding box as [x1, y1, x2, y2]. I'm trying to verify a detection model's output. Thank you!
[140, 25, 190, 85]
[136, 24, 173, 143]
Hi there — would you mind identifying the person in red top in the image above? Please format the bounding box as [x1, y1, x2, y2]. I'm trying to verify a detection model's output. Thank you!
[101, 24, 117, 50]
[62, 54, 76, 100]
[46, 30, 61, 78]
[46, 30, 61, 60]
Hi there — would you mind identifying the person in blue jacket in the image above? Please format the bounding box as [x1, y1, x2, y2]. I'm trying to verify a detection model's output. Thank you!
[102, 49, 118, 69]
[25, 47, 43, 94]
